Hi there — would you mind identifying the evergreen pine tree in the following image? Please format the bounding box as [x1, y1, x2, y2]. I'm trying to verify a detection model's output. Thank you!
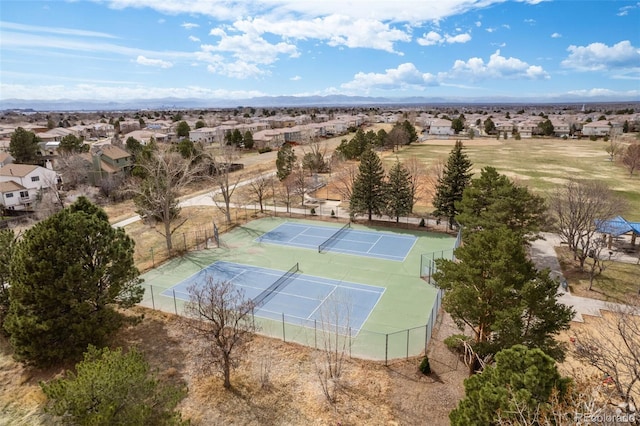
[4, 197, 144, 366]
[385, 160, 413, 222]
[350, 148, 386, 221]
[276, 143, 296, 180]
[432, 140, 473, 229]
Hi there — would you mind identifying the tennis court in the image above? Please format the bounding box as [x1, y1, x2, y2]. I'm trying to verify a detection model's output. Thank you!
[161, 260, 384, 334]
[256, 221, 417, 261]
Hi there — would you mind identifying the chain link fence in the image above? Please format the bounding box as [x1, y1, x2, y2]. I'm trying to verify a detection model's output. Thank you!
[140, 283, 443, 364]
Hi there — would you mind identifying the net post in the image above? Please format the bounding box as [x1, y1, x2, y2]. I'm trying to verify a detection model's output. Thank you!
[150, 284, 155, 310]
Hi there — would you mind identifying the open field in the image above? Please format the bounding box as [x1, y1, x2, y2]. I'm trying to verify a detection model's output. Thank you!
[0, 306, 468, 426]
[390, 136, 640, 220]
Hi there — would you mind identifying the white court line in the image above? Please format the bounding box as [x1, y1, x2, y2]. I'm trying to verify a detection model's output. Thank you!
[358, 287, 387, 331]
[307, 284, 338, 320]
[366, 235, 384, 253]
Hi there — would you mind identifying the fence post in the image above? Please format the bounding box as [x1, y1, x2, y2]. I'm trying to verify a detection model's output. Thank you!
[282, 313, 286, 342]
[385, 334, 389, 366]
[150, 284, 155, 310]
[406, 329, 410, 359]
[349, 327, 352, 358]
[172, 289, 178, 315]
[183, 233, 187, 251]
[151, 247, 155, 267]
[425, 322, 429, 354]
[314, 319, 317, 349]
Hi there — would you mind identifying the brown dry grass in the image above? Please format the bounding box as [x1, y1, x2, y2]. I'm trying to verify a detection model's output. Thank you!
[555, 246, 640, 303]
[0, 306, 467, 425]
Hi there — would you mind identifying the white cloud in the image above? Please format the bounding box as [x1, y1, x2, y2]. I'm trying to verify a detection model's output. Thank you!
[617, 3, 639, 16]
[189, 35, 200, 42]
[232, 16, 410, 54]
[340, 63, 438, 93]
[486, 27, 496, 33]
[181, 22, 199, 30]
[524, 18, 536, 24]
[135, 55, 173, 68]
[447, 50, 549, 80]
[561, 40, 640, 71]
[203, 27, 299, 67]
[0, 82, 266, 100]
[566, 88, 640, 98]
[0, 21, 117, 38]
[103, 0, 524, 25]
[290, 75, 302, 81]
[475, 21, 482, 27]
[417, 30, 471, 46]
[551, 32, 562, 38]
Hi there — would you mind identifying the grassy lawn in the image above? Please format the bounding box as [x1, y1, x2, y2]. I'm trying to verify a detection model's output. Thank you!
[389, 137, 640, 220]
[555, 246, 640, 303]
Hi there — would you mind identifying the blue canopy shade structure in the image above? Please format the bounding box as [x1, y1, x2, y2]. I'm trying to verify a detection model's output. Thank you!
[596, 216, 640, 237]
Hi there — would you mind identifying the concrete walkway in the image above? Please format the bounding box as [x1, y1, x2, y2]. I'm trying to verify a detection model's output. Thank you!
[529, 232, 638, 322]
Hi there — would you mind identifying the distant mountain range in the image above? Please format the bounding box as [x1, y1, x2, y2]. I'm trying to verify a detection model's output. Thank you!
[1, 94, 638, 112]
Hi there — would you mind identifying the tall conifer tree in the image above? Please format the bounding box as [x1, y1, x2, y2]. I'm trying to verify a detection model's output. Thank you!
[432, 140, 473, 229]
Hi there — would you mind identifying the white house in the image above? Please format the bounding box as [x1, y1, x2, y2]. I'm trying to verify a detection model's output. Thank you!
[0, 164, 60, 211]
[189, 127, 218, 144]
[428, 119, 454, 136]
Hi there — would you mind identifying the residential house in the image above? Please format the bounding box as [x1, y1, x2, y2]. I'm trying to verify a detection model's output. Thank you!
[550, 119, 571, 137]
[0, 164, 60, 211]
[427, 119, 454, 136]
[86, 145, 133, 185]
[582, 121, 611, 137]
[189, 127, 218, 144]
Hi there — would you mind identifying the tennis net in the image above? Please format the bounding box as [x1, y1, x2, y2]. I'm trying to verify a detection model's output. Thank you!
[318, 222, 351, 253]
[253, 262, 299, 307]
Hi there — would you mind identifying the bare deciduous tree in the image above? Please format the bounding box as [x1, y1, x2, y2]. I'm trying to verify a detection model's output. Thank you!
[572, 301, 640, 414]
[402, 156, 428, 211]
[246, 171, 274, 213]
[315, 293, 351, 404]
[57, 154, 90, 189]
[183, 277, 256, 389]
[130, 146, 203, 251]
[276, 174, 295, 213]
[424, 158, 446, 205]
[211, 146, 242, 224]
[549, 180, 627, 270]
[605, 136, 624, 162]
[621, 143, 640, 176]
[331, 162, 358, 202]
[301, 140, 329, 175]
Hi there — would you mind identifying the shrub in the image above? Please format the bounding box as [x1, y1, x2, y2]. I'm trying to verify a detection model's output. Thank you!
[419, 356, 431, 375]
[514, 132, 521, 140]
[331, 209, 335, 217]
[589, 135, 598, 141]
[258, 147, 272, 154]
[310, 207, 316, 215]
[419, 218, 426, 227]
[444, 334, 471, 354]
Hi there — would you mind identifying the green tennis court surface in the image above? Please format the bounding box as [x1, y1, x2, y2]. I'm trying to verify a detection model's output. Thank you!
[140, 217, 455, 360]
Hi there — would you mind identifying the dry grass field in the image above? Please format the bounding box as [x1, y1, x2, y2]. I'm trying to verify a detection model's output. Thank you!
[0, 307, 468, 425]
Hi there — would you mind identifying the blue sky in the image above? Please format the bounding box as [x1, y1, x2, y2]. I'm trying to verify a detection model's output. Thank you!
[1, 0, 639, 102]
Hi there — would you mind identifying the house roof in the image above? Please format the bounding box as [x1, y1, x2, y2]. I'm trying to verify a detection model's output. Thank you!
[0, 152, 13, 163]
[0, 181, 25, 193]
[0, 164, 38, 178]
[100, 145, 131, 160]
